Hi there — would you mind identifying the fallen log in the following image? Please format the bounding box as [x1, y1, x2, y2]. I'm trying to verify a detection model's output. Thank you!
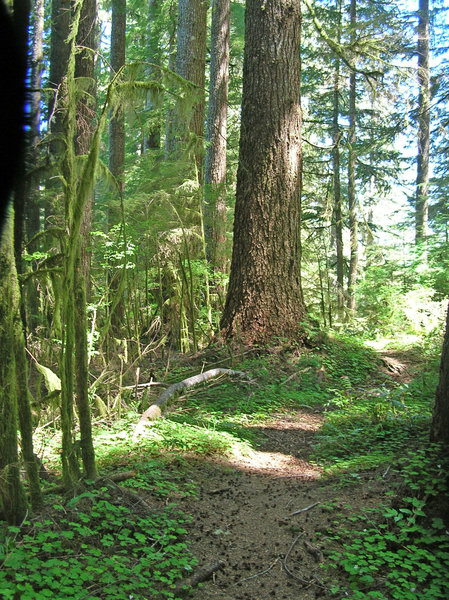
[134, 368, 250, 435]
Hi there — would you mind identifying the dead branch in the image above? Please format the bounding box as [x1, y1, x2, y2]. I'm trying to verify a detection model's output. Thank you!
[290, 501, 320, 517]
[175, 559, 225, 596]
[134, 368, 251, 434]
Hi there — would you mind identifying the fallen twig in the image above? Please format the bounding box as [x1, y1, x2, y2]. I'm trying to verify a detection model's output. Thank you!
[290, 501, 320, 516]
[283, 532, 311, 585]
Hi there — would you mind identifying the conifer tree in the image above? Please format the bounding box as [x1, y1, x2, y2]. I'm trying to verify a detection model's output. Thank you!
[415, 0, 430, 246]
[221, 0, 305, 344]
[205, 0, 230, 274]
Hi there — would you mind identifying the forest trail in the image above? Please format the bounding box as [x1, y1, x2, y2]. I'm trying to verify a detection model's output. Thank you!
[169, 349, 423, 599]
[174, 409, 384, 599]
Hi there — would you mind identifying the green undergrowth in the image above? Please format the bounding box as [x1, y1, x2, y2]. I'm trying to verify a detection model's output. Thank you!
[20, 332, 443, 599]
[0, 481, 196, 599]
[320, 446, 449, 599]
[309, 337, 448, 599]
[314, 355, 438, 475]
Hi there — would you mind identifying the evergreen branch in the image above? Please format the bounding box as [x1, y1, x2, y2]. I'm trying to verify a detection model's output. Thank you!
[302, 0, 384, 84]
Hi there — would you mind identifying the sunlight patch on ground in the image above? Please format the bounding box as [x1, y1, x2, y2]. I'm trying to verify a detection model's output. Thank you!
[260, 412, 324, 432]
[221, 410, 324, 478]
[226, 447, 322, 478]
[364, 335, 421, 351]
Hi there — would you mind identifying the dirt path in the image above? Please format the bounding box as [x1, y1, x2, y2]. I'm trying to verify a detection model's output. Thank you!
[170, 350, 422, 598]
[173, 410, 386, 599]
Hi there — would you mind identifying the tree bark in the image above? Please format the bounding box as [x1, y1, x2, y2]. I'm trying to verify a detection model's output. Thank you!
[171, 0, 208, 177]
[23, 0, 44, 331]
[109, 0, 126, 189]
[332, 0, 344, 317]
[205, 0, 230, 274]
[220, 0, 304, 345]
[144, 0, 162, 151]
[0, 210, 29, 524]
[108, 0, 126, 336]
[75, 0, 98, 285]
[415, 0, 430, 247]
[47, 0, 71, 188]
[431, 302, 449, 447]
[73, 0, 98, 481]
[347, 0, 358, 315]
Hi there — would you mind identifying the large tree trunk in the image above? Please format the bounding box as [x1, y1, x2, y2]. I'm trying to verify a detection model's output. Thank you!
[144, 0, 162, 151]
[46, 0, 71, 226]
[109, 0, 126, 189]
[23, 0, 44, 332]
[25, 0, 43, 248]
[415, 0, 430, 247]
[60, 0, 98, 487]
[347, 0, 358, 315]
[220, 0, 305, 345]
[431, 302, 449, 447]
[205, 0, 230, 275]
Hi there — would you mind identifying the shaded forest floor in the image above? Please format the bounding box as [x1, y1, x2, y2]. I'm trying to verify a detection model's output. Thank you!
[3, 337, 448, 599]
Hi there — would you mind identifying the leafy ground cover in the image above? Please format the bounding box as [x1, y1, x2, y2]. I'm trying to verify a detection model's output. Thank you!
[1, 334, 448, 598]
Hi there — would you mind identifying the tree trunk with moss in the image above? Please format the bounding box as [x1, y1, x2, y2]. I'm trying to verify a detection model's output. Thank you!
[60, 0, 98, 487]
[205, 0, 230, 275]
[171, 0, 208, 177]
[220, 0, 305, 344]
[0, 211, 29, 524]
[108, 0, 126, 337]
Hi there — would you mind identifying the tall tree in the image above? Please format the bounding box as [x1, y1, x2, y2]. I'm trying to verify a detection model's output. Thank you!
[59, 0, 98, 487]
[0, 211, 29, 524]
[109, 0, 126, 192]
[205, 0, 230, 274]
[415, 0, 430, 246]
[73, 0, 98, 480]
[75, 0, 98, 282]
[347, 0, 358, 314]
[332, 0, 345, 317]
[220, 0, 305, 344]
[171, 0, 208, 176]
[25, 0, 43, 247]
[47, 0, 71, 216]
[108, 0, 126, 336]
[144, 0, 162, 151]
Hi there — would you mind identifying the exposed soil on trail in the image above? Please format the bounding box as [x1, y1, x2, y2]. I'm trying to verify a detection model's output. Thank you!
[161, 349, 423, 599]
[172, 409, 387, 599]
